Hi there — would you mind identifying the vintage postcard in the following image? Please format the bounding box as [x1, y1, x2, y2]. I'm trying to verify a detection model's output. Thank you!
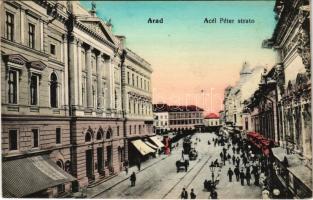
[1, 0, 311, 199]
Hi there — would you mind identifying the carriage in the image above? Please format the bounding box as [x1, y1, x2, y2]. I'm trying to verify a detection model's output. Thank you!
[189, 148, 198, 160]
[176, 159, 189, 172]
[183, 138, 192, 154]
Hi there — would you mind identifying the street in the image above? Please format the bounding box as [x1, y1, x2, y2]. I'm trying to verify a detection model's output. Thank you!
[95, 132, 262, 199]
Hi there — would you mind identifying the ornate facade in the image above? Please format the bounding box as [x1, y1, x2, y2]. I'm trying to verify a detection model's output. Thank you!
[1, 0, 153, 197]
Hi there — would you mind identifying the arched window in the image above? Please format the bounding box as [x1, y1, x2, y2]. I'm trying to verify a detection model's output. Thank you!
[56, 160, 64, 169]
[50, 73, 58, 108]
[97, 130, 103, 140]
[106, 128, 112, 139]
[85, 132, 92, 142]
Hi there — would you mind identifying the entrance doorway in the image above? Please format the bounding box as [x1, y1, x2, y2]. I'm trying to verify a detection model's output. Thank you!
[97, 147, 104, 175]
[106, 146, 113, 173]
[86, 149, 93, 180]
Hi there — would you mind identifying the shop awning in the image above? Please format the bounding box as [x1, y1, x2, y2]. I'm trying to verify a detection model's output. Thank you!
[144, 140, 158, 149]
[272, 147, 286, 162]
[131, 140, 155, 156]
[149, 136, 165, 148]
[288, 165, 312, 192]
[2, 155, 76, 198]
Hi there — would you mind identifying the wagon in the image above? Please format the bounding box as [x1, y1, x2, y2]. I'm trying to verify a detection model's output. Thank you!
[176, 159, 189, 172]
[189, 148, 198, 160]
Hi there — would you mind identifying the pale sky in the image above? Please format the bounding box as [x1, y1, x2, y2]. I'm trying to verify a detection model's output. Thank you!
[81, 1, 277, 114]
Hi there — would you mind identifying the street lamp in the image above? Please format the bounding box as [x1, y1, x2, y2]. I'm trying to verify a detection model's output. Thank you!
[210, 163, 215, 183]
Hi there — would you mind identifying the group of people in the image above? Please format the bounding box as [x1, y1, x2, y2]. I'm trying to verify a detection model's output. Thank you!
[180, 188, 197, 199]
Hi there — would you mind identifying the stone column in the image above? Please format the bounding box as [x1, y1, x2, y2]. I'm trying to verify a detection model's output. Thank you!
[68, 35, 79, 108]
[104, 57, 113, 111]
[86, 46, 93, 109]
[96, 53, 103, 109]
[20, 9, 25, 44]
[77, 40, 82, 107]
[63, 35, 69, 108]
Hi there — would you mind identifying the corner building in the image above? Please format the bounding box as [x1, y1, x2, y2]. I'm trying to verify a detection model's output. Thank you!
[1, 0, 154, 197]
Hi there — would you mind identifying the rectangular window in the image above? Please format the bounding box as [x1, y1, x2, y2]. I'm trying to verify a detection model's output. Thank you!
[50, 44, 56, 55]
[6, 12, 14, 41]
[56, 128, 61, 144]
[132, 74, 134, 86]
[117, 126, 120, 136]
[8, 70, 18, 104]
[32, 129, 39, 148]
[129, 125, 132, 135]
[9, 129, 18, 151]
[28, 23, 35, 49]
[139, 125, 141, 134]
[127, 72, 130, 84]
[30, 75, 38, 105]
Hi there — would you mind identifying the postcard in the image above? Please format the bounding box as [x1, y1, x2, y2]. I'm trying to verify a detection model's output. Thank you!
[1, 0, 311, 199]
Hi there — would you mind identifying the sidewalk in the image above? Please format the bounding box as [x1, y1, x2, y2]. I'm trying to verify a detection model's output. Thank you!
[73, 154, 170, 198]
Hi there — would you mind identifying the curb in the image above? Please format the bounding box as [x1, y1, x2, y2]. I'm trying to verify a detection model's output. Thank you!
[90, 155, 169, 198]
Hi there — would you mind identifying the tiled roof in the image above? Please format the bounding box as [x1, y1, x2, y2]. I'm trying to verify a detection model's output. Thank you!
[204, 113, 219, 119]
[153, 104, 204, 112]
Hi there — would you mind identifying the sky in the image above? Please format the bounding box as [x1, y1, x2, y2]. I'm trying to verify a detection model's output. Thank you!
[80, 1, 277, 114]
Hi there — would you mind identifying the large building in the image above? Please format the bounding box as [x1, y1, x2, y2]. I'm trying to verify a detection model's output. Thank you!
[239, 0, 311, 198]
[223, 63, 264, 129]
[153, 104, 170, 134]
[152, 104, 204, 133]
[1, 1, 154, 197]
[203, 113, 221, 130]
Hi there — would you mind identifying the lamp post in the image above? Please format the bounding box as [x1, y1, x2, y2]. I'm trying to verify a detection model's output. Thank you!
[210, 163, 215, 183]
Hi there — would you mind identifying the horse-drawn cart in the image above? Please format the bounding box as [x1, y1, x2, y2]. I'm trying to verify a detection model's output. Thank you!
[176, 159, 189, 172]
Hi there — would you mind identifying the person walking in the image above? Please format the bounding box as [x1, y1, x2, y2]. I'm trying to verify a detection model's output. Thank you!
[232, 146, 236, 154]
[246, 171, 251, 185]
[254, 172, 260, 186]
[232, 155, 236, 165]
[124, 160, 129, 175]
[181, 188, 188, 199]
[234, 166, 240, 181]
[130, 172, 136, 187]
[190, 188, 196, 199]
[227, 153, 231, 164]
[227, 168, 234, 182]
[236, 157, 240, 166]
[240, 170, 245, 186]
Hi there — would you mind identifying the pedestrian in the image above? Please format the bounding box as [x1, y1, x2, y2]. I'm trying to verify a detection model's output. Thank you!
[232, 146, 235, 154]
[180, 188, 188, 199]
[254, 172, 260, 186]
[227, 168, 234, 182]
[236, 157, 240, 166]
[130, 172, 136, 186]
[246, 171, 251, 185]
[232, 155, 236, 165]
[240, 170, 245, 186]
[219, 152, 223, 160]
[190, 188, 196, 199]
[124, 160, 129, 175]
[137, 161, 141, 171]
[234, 166, 240, 181]
[210, 189, 218, 199]
[227, 153, 231, 164]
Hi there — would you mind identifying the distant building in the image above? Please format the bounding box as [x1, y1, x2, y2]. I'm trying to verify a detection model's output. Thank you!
[168, 105, 204, 132]
[204, 113, 220, 127]
[153, 104, 204, 133]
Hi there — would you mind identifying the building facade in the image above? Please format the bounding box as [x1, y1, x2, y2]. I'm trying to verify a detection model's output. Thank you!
[241, 0, 312, 198]
[1, 0, 154, 197]
[153, 104, 170, 134]
[168, 105, 204, 132]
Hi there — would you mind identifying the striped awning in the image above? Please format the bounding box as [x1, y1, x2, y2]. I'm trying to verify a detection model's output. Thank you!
[144, 141, 158, 149]
[2, 155, 76, 198]
[131, 140, 155, 156]
[149, 136, 165, 148]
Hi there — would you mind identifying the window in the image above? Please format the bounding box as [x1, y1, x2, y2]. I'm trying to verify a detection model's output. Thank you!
[144, 80, 146, 90]
[134, 125, 137, 134]
[32, 129, 39, 148]
[30, 75, 38, 105]
[8, 70, 18, 104]
[50, 73, 58, 108]
[56, 128, 61, 144]
[96, 130, 103, 140]
[129, 125, 132, 135]
[129, 101, 131, 113]
[139, 125, 141, 134]
[85, 132, 92, 142]
[132, 74, 134, 86]
[9, 130, 18, 151]
[140, 78, 142, 89]
[50, 44, 56, 55]
[136, 76, 138, 87]
[127, 72, 130, 84]
[117, 126, 120, 136]
[6, 12, 14, 41]
[28, 23, 35, 49]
